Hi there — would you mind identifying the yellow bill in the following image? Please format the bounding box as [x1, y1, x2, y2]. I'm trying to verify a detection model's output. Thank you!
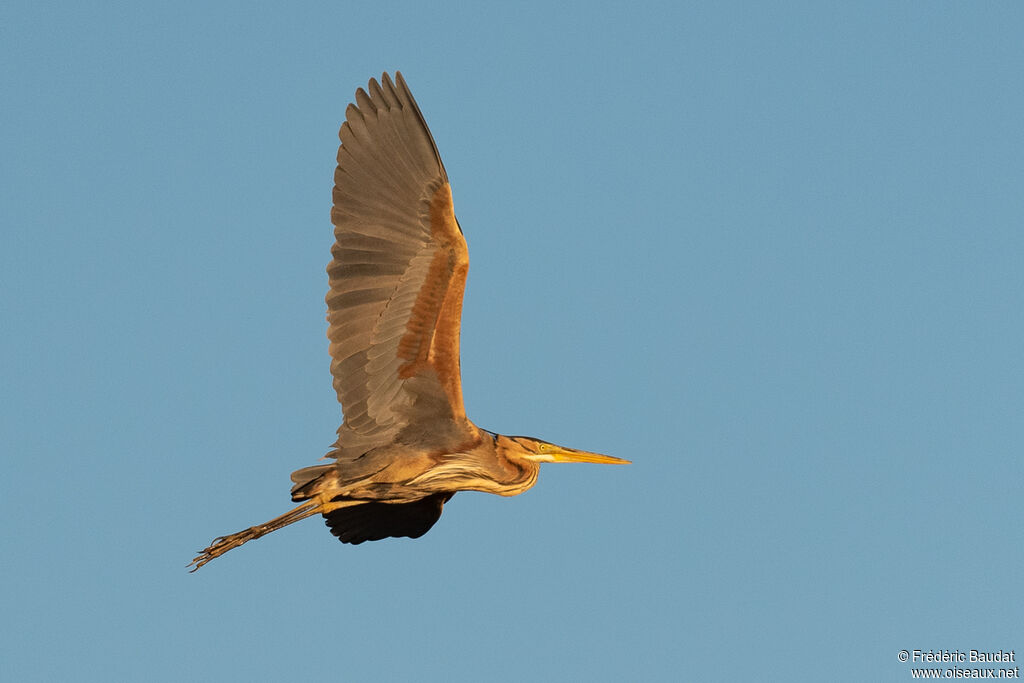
[548, 447, 631, 465]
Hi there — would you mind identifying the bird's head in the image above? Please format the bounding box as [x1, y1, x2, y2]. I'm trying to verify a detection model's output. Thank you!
[505, 435, 631, 465]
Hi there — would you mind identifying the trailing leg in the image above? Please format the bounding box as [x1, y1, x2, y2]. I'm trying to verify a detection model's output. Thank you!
[189, 500, 321, 571]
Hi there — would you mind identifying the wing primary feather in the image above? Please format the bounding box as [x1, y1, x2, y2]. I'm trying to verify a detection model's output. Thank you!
[354, 86, 376, 115]
[394, 72, 448, 183]
[368, 76, 392, 107]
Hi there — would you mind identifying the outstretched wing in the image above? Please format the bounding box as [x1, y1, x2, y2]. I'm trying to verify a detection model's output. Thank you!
[326, 72, 471, 461]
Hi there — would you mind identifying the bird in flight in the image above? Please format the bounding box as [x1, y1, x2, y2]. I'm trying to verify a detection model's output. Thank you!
[190, 72, 629, 571]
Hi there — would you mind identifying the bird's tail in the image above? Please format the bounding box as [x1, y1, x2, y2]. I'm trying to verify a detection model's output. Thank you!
[289, 463, 335, 501]
[188, 500, 321, 572]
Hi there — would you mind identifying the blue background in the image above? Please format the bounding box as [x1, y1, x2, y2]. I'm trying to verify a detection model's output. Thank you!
[3, 2, 1021, 681]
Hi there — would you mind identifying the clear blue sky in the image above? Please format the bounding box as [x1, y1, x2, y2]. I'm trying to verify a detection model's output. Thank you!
[3, 2, 1022, 681]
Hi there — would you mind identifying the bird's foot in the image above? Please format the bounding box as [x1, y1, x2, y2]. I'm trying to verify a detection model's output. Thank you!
[188, 526, 265, 572]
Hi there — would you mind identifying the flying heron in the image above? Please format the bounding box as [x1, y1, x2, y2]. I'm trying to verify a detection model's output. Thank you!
[190, 72, 629, 571]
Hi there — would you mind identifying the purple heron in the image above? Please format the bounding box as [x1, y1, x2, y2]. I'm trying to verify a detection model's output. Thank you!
[189, 72, 629, 571]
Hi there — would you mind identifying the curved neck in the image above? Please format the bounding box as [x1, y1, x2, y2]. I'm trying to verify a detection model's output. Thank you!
[404, 430, 540, 496]
[488, 433, 540, 496]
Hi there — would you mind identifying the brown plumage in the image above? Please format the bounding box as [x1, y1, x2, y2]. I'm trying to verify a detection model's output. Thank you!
[189, 72, 628, 572]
